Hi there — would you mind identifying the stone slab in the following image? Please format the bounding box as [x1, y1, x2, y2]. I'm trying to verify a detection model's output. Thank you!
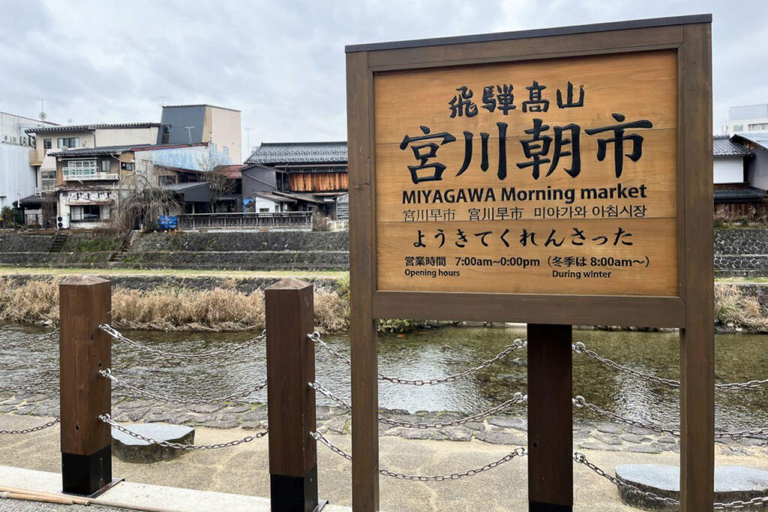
[112, 423, 195, 463]
[616, 464, 768, 510]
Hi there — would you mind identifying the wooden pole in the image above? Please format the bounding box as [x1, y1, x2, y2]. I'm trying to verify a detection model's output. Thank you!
[680, 21, 714, 512]
[59, 276, 112, 496]
[528, 324, 573, 512]
[266, 278, 321, 512]
[347, 49, 380, 512]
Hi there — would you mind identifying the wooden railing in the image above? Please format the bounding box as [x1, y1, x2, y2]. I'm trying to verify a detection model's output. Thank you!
[177, 211, 312, 230]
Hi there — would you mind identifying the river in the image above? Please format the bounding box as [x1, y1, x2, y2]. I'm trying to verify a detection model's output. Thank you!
[1, 324, 766, 432]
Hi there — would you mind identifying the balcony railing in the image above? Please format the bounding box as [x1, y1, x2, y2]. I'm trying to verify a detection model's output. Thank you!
[177, 211, 312, 230]
[62, 169, 119, 181]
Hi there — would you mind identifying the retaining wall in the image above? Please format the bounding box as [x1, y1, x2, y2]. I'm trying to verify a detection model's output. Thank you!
[715, 228, 768, 277]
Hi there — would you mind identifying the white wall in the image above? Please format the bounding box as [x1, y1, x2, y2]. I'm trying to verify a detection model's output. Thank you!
[0, 144, 36, 208]
[714, 156, 744, 184]
[94, 127, 158, 147]
[208, 107, 241, 161]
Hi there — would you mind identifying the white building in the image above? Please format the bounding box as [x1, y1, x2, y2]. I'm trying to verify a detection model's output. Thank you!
[723, 104, 768, 135]
[0, 111, 57, 209]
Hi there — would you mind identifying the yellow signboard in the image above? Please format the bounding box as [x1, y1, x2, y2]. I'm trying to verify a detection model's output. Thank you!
[374, 50, 678, 296]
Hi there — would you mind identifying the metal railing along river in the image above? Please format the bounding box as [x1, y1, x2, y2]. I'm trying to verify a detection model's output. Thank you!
[1, 278, 768, 510]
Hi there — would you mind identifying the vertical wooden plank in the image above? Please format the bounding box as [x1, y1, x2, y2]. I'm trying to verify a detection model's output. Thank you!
[266, 278, 319, 512]
[679, 21, 714, 512]
[59, 275, 112, 496]
[347, 49, 380, 512]
[528, 324, 573, 512]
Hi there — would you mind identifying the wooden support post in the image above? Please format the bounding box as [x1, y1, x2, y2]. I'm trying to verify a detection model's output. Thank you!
[59, 276, 113, 496]
[266, 278, 323, 512]
[528, 324, 573, 512]
[680, 21, 714, 512]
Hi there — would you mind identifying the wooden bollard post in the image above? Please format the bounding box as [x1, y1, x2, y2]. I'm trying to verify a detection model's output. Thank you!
[59, 276, 113, 496]
[266, 278, 323, 512]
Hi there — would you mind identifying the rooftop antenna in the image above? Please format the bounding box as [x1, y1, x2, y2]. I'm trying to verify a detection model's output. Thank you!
[38, 98, 47, 122]
[159, 96, 167, 107]
[184, 126, 195, 145]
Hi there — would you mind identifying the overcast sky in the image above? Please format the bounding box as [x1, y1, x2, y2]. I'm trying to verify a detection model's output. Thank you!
[1, 1, 764, 161]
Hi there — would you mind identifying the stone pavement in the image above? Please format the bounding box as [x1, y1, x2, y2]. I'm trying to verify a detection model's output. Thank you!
[3, 390, 767, 457]
[2, 413, 768, 511]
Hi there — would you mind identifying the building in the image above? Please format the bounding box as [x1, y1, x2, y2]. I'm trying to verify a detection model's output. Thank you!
[157, 105, 241, 161]
[713, 134, 767, 219]
[723, 104, 768, 135]
[244, 141, 348, 217]
[0, 112, 57, 212]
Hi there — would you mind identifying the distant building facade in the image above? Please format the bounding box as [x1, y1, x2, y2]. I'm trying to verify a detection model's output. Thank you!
[724, 104, 768, 135]
[244, 141, 348, 217]
[713, 134, 767, 218]
[0, 112, 57, 210]
[157, 105, 241, 161]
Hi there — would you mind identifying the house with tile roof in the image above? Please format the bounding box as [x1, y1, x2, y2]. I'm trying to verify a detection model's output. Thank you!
[714, 134, 766, 219]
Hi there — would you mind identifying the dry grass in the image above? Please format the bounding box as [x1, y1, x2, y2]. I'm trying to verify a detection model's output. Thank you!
[0, 277, 348, 333]
[715, 284, 768, 333]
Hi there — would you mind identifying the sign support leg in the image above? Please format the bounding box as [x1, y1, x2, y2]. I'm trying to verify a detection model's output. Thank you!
[528, 324, 573, 512]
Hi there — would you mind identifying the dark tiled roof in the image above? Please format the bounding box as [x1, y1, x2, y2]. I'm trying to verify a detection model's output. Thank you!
[714, 187, 767, 202]
[713, 135, 752, 157]
[49, 144, 145, 157]
[246, 142, 347, 165]
[25, 122, 159, 134]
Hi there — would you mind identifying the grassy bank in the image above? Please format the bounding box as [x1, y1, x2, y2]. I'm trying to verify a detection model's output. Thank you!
[1, 276, 767, 333]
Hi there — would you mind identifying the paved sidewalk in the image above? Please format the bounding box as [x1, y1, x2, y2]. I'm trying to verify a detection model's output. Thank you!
[2, 414, 768, 511]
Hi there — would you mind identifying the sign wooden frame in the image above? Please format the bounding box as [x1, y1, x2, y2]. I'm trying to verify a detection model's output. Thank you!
[347, 14, 712, 511]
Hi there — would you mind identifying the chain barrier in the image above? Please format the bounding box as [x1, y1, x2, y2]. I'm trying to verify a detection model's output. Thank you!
[1, 328, 59, 349]
[574, 452, 680, 507]
[310, 332, 527, 385]
[575, 452, 768, 510]
[573, 341, 768, 391]
[99, 369, 266, 405]
[100, 324, 266, 361]
[100, 414, 266, 449]
[311, 430, 526, 481]
[0, 371, 59, 394]
[310, 381, 527, 429]
[0, 417, 60, 435]
[573, 395, 680, 436]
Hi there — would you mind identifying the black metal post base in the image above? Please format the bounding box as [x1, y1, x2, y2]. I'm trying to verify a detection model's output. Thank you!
[530, 502, 573, 512]
[271, 464, 326, 512]
[62, 445, 113, 496]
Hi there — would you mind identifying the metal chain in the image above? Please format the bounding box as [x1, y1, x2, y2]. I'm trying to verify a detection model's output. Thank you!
[574, 341, 768, 391]
[100, 414, 266, 449]
[0, 371, 59, 394]
[310, 381, 527, 429]
[0, 417, 60, 435]
[573, 342, 680, 388]
[574, 452, 680, 507]
[575, 396, 768, 439]
[100, 369, 266, 405]
[573, 396, 680, 436]
[575, 451, 768, 510]
[1, 328, 59, 349]
[311, 430, 526, 481]
[100, 324, 265, 360]
[310, 332, 527, 385]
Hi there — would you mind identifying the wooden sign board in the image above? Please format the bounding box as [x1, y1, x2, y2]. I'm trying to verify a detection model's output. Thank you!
[375, 50, 677, 297]
[347, 14, 713, 512]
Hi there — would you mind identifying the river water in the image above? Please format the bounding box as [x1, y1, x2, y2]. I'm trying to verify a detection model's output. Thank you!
[1, 324, 766, 432]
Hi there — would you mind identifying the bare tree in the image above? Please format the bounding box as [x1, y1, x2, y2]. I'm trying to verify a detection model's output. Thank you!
[197, 148, 235, 212]
[109, 158, 180, 232]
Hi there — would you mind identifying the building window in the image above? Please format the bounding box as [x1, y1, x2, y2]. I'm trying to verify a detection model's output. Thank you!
[161, 125, 170, 144]
[102, 160, 112, 172]
[121, 162, 134, 171]
[57, 137, 80, 149]
[733, 125, 744, 132]
[43, 139, 52, 149]
[63, 160, 97, 179]
[748, 123, 768, 131]
[41, 171, 57, 192]
[71, 205, 101, 222]
[158, 175, 177, 186]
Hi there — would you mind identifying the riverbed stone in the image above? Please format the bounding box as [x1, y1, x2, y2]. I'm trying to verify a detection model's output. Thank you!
[112, 423, 195, 463]
[442, 427, 472, 442]
[594, 433, 623, 446]
[624, 445, 663, 455]
[476, 430, 526, 446]
[596, 423, 622, 434]
[621, 434, 649, 444]
[487, 416, 527, 431]
[616, 464, 768, 510]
